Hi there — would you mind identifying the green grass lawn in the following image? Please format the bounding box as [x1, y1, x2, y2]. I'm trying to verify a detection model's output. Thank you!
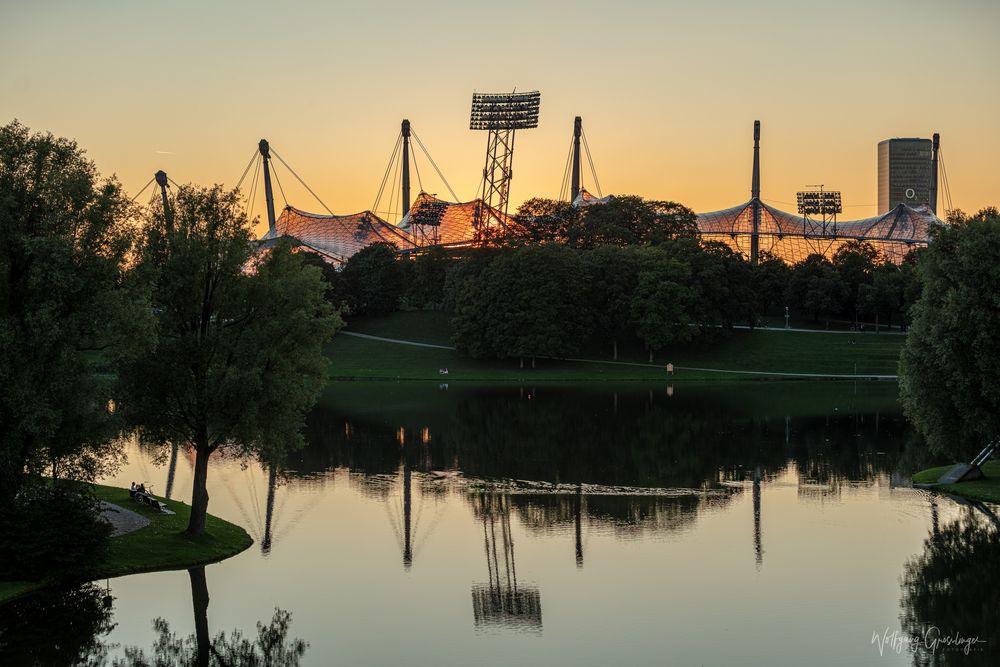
[912, 461, 1000, 504]
[331, 311, 905, 381]
[0, 483, 251, 606]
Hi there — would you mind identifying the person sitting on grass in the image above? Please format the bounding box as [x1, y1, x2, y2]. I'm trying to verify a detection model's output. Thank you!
[129, 481, 137, 498]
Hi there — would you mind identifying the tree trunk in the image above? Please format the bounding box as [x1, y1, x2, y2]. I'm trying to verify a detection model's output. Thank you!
[648, 349, 654, 363]
[875, 311, 880, 334]
[531, 357, 536, 369]
[187, 438, 211, 536]
[189, 566, 211, 667]
[613, 339, 618, 361]
[519, 357, 523, 369]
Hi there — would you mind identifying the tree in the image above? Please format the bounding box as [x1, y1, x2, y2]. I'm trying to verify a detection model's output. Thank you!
[630, 247, 695, 360]
[787, 254, 843, 327]
[118, 185, 341, 535]
[857, 263, 902, 332]
[451, 245, 588, 363]
[296, 249, 348, 312]
[509, 198, 579, 244]
[753, 251, 792, 318]
[0, 121, 140, 508]
[581, 246, 640, 359]
[341, 242, 405, 316]
[404, 244, 450, 309]
[566, 196, 697, 248]
[899, 211, 1000, 460]
[831, 240, 880, 321]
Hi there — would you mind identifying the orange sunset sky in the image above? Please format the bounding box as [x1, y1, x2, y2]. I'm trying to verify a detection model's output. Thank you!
[2, 0, 998, 237]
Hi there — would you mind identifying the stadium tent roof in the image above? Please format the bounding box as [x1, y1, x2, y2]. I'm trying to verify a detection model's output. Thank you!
[697, 200, 941, 263]
[398, 192, 511, 247]
[266, 206, 416, 263]
[572, 187, 613, 207]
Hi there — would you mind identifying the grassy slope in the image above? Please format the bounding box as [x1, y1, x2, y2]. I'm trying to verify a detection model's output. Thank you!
[912, 461, 1000, 504]
[329, 311, 905, 381]
[0, 483, 252, 606]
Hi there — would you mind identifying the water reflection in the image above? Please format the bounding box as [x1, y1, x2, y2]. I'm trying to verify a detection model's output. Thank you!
[470, 494, 542, 633]
[900, 505, 1000, 665]
[0, 582, 115, 665]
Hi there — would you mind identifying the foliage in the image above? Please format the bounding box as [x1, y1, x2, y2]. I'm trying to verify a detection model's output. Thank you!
[786, 254, 843, 326]
[404, 244, 449, 309]
[296, 250, 348, 312]
[629, 247, 695, 353]
[753, 251, 792, 316]
[510, 198, 580, 244]
[900, 212, 1000, 459]
[581, 245, 640, 358]
[451, 244, 588, 361]
[0, 120, 141, 506]
[117, 185, 341, 534]
[831, 240, 880, 317]
[565, 196, 697, 248]
[341, 242, 405, 316]
[0, 482, 111, 581]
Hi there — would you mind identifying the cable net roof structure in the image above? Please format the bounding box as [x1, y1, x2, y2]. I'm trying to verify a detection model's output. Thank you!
[398, 192, 512, 247]
[266, 206, 417, 263]
[572, 187, 613, 208]
[697, 200, 940, 263]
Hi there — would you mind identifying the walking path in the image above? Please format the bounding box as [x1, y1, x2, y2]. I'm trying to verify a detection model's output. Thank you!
[339, 331, 899, 380]
[98, 501, 151, 537]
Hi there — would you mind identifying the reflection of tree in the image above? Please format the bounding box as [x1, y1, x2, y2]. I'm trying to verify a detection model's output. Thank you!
[900, 510, 1000, 666]
[115, 567, 308, 667]
[0, 582, 115, 666]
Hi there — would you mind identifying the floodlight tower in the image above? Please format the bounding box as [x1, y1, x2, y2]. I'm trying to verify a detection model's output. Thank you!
[470, 90, 541, 243]
[750, 120, 761, 266]
[571, 116, 582, 202]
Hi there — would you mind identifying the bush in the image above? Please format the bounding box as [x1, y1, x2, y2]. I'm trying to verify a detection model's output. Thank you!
[0, 483, 111, 581]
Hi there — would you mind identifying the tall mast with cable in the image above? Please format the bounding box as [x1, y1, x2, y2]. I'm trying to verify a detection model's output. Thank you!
[930, 133, 940, 216]
[571, 116, 582, 202]
[750, 120, 761, 266]
[154, 170, 173, 232]
[401, 120, 411, 216]
[258, 139, 277, 236]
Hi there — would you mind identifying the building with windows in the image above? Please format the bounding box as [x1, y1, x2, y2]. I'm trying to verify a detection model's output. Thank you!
[878, 138, 933, 214]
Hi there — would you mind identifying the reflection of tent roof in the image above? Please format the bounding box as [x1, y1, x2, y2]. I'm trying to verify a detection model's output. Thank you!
[572, 187, 612, 207]
[399, 192, 512, 247]
[697, 201, 941, 263]
[267, 206, 416, 263]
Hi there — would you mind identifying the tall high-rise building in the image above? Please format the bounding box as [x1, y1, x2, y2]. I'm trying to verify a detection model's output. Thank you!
[878, 138, 933, 214]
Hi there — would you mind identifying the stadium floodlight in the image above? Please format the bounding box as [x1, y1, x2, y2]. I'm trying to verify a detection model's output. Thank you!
[797, 188, 843, 220]
[469, 90, 542, 243]
[470, 91, 541, 130]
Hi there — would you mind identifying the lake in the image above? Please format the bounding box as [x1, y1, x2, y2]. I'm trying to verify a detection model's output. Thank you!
[2, 381, 996, 666]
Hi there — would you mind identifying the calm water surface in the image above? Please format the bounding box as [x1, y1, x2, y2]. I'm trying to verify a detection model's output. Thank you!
[3, 381, 997, 666]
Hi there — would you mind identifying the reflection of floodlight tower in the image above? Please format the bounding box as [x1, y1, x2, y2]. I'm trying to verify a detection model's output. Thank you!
[471, 494, 542, 631]
[470, 90, 541, 244]
[796, 185, 843, 235]
[750, 120, 761, 266]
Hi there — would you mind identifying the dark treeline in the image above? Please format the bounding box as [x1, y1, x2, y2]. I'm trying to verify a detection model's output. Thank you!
[327, 196, 925, 361]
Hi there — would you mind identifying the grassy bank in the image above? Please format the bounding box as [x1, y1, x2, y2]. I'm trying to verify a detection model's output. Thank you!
[0, 483, 252, 606]
[912, 461, 1000, 504]
[328, 311, 905, 381]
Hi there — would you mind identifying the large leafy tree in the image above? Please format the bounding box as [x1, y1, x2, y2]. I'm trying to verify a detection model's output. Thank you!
[0, 121, 138, 506]
[630, 246, 695, 359]
[566, 196, 697, 248]
[451, 244, 588, 362]
[341, 242, 405, 316]
[900, 210, 1000, 459]
[831, 240, 880, 320]
[119, 185, 341, 535]
[787, 253, 843, 327]
[581, 246, 640, 359]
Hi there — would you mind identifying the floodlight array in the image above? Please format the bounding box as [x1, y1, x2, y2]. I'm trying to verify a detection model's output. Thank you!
[796, 191, 843, 216]
[470, 91, 541, 130]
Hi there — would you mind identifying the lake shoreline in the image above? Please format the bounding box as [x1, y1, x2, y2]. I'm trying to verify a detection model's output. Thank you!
[912, 461, 1000, 504]
[0, 483, 252, 606]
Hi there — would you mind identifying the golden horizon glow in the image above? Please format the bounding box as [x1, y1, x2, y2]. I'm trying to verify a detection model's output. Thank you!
[2, 0, 998, 238]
